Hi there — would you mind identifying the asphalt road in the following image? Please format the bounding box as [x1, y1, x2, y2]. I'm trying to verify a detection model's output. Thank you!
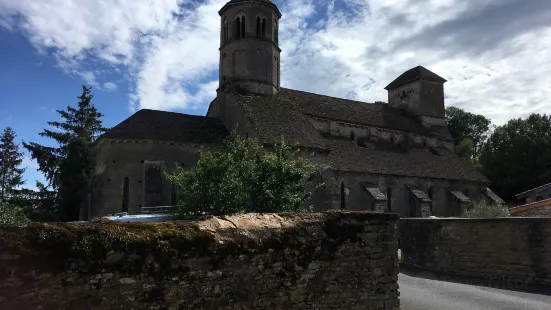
[399, 272, 551, 310]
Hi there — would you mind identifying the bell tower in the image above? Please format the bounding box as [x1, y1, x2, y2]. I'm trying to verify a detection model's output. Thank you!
[218, 0, 282, 95]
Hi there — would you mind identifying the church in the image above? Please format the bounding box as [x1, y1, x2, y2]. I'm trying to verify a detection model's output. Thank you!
[80, 0, 504, 220]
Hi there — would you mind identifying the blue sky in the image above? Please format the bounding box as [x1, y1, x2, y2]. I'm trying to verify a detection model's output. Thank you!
[1, 0, 551, 189]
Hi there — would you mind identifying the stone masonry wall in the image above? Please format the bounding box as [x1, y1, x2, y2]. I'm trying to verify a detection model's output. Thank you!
[399, 218, 551, 288]
[514, 205, 551, 217]
[511, 199, 551, 217]
[0, 211, 400, 310]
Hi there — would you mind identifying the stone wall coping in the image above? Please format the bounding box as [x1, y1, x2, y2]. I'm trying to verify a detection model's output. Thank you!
[400, 217, 551, 222]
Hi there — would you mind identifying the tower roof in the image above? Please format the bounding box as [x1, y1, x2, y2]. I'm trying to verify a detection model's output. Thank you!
[384, 66, 447, 90]
[219, 0, 281, 17]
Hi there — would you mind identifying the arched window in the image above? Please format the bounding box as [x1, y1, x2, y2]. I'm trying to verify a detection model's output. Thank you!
[340, 182, 346, 210]
[350, 132, 355, 141]
[256, 17, 261, 37]
[122, 177, 129, 213]
[223, 19, 228, 43]
[261, 18, 267, 37]
[235, 17, 241, 39]
[240, 15, 246, 38]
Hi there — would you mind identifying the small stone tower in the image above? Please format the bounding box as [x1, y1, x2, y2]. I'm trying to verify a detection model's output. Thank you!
[385, 66, 448, 128]
[218, 0, 282, 95]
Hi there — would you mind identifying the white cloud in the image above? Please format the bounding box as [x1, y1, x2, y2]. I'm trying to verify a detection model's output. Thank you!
[77, 71, 98, 87]
[103, 82, 118, 91]
[1, 0, 550, 125]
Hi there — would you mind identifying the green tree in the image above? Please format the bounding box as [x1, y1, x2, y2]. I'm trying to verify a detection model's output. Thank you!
[460, 202, 509, 218]
[23, 86, 108, 221]
[0, 203, 30, 225]
[455, 138, 473, 160]
[0, 127, 25, 203]
[9, 181, 56, 222]
[478, 113, 551, 202]
[165, 132, 323, 217]
[445, 106, 491, 159]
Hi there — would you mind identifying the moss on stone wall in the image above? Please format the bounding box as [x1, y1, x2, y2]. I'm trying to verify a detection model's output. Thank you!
[0, 211, 401, 310]
[0, 211, 397, 277]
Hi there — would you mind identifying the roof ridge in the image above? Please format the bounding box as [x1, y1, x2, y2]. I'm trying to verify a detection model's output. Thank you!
[136, 108, 210, 118]
[280, 87, 377, 106]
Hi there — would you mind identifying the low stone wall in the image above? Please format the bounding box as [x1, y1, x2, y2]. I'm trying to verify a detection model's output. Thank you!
[399, 218, 551, 288]
[0, 211, 400, 310]
[509, 198, 551, 217]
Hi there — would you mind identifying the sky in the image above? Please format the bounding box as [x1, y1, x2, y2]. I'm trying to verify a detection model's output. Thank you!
[1, 0, 551, 190]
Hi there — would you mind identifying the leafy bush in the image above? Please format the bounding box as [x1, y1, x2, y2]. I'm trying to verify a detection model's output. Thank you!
[0, 203, 30, 225]
[460, 202, 510, 218]
[165, 132, 323, 217]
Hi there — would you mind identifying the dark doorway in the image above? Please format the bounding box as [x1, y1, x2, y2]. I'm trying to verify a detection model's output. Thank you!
[340, 182, 346, 210]
[122, 177, 129, 212]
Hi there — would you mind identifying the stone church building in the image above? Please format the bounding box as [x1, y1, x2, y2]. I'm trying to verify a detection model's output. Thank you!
[81, 0, 503, 220]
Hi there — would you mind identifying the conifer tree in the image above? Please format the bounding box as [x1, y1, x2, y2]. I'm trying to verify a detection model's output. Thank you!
[23, 85, 108, 220]
[0, 127, 25, 203]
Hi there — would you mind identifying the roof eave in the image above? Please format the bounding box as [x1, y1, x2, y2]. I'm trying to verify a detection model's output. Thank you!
[219, 0, 282, 18]
[384, 76, 448, 91]
[515, 183, 551, 199]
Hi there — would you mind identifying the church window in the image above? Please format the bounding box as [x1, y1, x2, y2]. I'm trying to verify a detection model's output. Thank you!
[255, 17, 267, 38]
[122, 177, 130, 213]
[234, 15, 246, 38]
[239, 15, 246, 38]
[223, 19, 229, 43]
[350, 132, 355, 141]
[261, 18, 267, 37]
[256, 17, 264, 37]
[423, 140, 427, 147]
[340, 182, 346, 210]
[390, 136, 395, 144]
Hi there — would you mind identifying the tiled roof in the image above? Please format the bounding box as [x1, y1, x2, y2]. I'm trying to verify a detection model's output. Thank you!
[324, 139, 489, 182]
[481, 188, 505, 204]
[231, 88, 490, 183]
[362, 185, 387, 201]
[450, 191, 471, 203]
[384, 66, 447, 90]
[410, 189, 431, 202]
[100, 109, 229, 144]
[515, 182, 551, 199]
[234, 88, 436, 148]
[509, 198, 551, 214]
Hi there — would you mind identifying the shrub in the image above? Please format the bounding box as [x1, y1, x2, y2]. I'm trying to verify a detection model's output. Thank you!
[165, 132, 323, 217]
[460, 202, 509, 218]
[0, 203, 31, 225]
